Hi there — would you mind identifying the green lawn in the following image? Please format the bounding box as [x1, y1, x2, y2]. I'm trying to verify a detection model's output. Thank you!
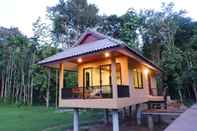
[0, 105, 101, 131]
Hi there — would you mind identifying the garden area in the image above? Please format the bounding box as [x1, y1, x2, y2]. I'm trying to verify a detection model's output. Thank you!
[0, 105, 100, 131]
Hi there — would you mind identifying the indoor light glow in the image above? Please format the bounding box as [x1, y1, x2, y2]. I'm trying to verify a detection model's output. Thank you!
[77, 58, 82, 63]
[105, 52, 110, 57]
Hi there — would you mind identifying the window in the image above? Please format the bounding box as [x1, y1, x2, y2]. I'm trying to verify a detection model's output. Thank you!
[64, 70, 77, 88]
[133, 69, 143, 89]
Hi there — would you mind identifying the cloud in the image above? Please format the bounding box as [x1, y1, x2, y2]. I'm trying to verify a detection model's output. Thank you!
[0, 0, 57, 37]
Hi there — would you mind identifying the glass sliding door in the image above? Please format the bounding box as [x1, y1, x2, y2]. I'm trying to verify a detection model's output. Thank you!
[100, 63, 122, 96]
[83, 63, 122, 98]
[100, 65, 111, 86]
[83, 68, 93, 89]
[100, 65, 111, 96]
[100, 63, 122, 86]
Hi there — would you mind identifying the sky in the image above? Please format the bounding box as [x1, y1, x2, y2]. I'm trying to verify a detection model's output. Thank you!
[0, 0, 197, 37]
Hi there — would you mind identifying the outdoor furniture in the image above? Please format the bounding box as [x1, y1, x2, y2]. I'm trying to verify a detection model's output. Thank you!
[142, 109, 184, 131]
[148, 87, 168, 109]
[72, 87, 81, 98]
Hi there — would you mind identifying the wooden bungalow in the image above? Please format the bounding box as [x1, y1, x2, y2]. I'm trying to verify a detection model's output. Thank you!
[38, 29, 163, 131]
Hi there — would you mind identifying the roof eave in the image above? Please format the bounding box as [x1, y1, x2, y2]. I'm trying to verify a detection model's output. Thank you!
[37, 45, 121, 66]
[119, 44, 163, 73]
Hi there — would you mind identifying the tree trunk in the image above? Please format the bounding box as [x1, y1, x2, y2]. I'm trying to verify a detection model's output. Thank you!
[30, 53, 35, 105]
[22, 71, 26, 104]
[55, 70, 58, 109]
[15, 85, 19, 104]
[46, 69, 51, 108]
[1, 73, 5, 98]
[178, 89, 183, 103]
[192, 82, 197, 102]
[30, 79, 33, 105]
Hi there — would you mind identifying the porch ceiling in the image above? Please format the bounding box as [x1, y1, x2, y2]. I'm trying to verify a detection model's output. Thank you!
[40, 47, 161, 73]
[44, 61, 78, 71]
[41, 49, 123, 70]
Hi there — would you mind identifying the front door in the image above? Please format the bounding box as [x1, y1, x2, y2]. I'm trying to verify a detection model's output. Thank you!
[83, 68, 92, 89]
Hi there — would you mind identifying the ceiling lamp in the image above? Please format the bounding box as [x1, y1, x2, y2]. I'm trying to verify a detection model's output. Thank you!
[104, 52, 110, 57]
[77, 58, 82, 63]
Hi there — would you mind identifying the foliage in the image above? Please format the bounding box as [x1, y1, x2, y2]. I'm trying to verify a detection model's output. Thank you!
[140, 3, 197, 101]
[0, 34, 36, 104]
[119, 9, 142, 48]
[48, 0, 99, 48]
[97, 9, 142, 49]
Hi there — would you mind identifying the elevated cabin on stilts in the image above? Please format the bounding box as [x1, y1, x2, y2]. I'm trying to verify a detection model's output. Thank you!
[38, 29, 163, 131]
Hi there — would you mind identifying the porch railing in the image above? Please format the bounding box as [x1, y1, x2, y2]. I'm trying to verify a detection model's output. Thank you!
[61, 85, 130, 99]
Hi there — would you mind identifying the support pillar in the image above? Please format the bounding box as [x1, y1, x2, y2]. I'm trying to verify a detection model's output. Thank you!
[104, 109, 109, 124]
[111, 57, 117, 99]
[123, 107, 127, 119]
[129, 106, 132, 117]
[59, 63, 64, 105]
[136, 104, 142, 125]
[148, 115, 154, 131]
[112, 109, 119, 131]
[73, 108, 79, 131]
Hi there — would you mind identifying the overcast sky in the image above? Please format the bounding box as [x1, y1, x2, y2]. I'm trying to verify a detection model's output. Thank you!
[0, 0, 196, 37]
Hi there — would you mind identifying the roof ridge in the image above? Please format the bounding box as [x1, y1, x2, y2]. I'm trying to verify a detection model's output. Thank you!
[87, 29, 125, 44]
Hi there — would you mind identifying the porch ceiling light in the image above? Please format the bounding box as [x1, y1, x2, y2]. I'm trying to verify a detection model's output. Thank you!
[144, 68, 149, 76]
[104, 52, 110, 57]
[77, 58, 82, 63]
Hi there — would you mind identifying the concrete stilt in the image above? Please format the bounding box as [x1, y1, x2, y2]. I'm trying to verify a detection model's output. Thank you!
[136, 104, 142, 125]
[129, 106, 132, 117]
[120, 109, 125, 120]
[104, 109, 109, 124]
[73, 108, 79, 131]
[123, 107, 127, 119]
[148, 115, 154, 131]
[112, 109, 119, 131]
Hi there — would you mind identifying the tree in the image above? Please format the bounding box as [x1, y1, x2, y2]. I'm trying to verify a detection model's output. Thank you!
[97, 15, 122, 38]
[0, 31, 37, 104]
[140, 3, 190, 101]
[181, 25, 197, 102]
[97, 9, 142, 49]
[140, 3, 185, 64]
[48, 0, 99, 48]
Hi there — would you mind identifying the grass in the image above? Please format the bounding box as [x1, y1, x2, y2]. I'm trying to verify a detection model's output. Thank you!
[0, 104, 101, 131]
